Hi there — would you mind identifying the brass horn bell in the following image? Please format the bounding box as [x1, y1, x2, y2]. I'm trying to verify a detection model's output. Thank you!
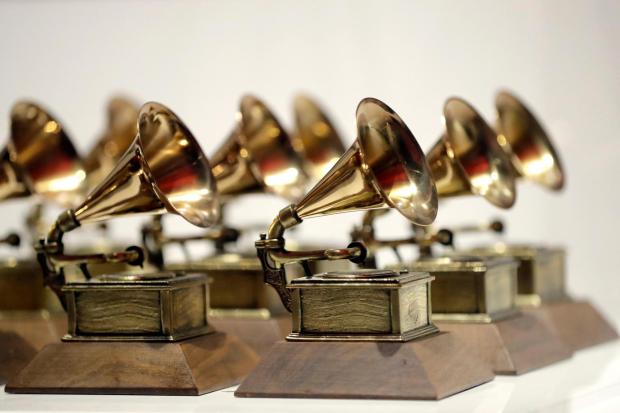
[258, 97, 438, 310]
[57, 102, 220, 232]
[291, 94, 346, 182]
[2, 101, 85, 206]
[83, 97, 139, 191]
[427, 97, 517, 208]
[210, 95, 306, 201]
[494, 91, 565, 191]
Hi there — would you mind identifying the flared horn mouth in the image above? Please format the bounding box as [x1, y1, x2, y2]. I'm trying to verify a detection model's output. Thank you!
[237, 95, 306, 201]
[9, 101, 85, 205]
[356, 98, 438, 225]
[138, 102, 220, 228]
[495, 90, 565, 191]
[292, 94, 346, 181]
[442, 97, 516, 209]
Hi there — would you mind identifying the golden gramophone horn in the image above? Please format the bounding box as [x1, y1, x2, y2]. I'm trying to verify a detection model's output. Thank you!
[495, 91, 565, 190]
[83, 97, 139, 190]
[0, 148, 32, 201]
[8, 101, 86, 206]
[210, 95, 306, 201]
[59, 102, 220, 230]
[258, 97, 438, 310]
[426, 97, 516, 209]
[291, 94, 346, 181]
[279, 97, 438, 231]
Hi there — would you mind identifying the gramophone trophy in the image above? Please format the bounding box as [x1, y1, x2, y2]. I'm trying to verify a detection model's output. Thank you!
[6, 102, 258, 395]
[458, 91, 617, 351]
[0, 101, 85, 383]
[235, 98, 493, 400]
[356, 97, 571, 374]
[140, 95, 310, 356]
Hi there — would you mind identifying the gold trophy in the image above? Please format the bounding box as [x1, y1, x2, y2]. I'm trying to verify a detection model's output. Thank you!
[235, 98, 493, 400]
[0, 101, 85, 383]
[355, 97, 571, 374]
[6, 102, 258, 395]
[456, 91, 617, 351]
[140, 95, 310, 356]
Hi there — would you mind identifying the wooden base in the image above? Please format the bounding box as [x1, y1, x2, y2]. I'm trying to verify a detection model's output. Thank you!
[436, 311, 571, 375]
[235, 332, 494, 400]
[0, 311, 66, 383]
[210, 317, 284, 357]
[5, 332, 259, 395]
[526, 299, 618, 352]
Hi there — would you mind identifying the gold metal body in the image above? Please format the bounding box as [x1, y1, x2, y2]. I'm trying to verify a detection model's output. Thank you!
[288, 270, 437, 341]
[399, 256, 519, 323]
[465, 244, 566, 307]
[62, 272, 211, 341]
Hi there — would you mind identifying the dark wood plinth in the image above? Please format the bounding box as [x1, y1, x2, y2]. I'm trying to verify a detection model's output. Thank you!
[5, 332, 259, 395]
[235, 332, 494, 400]
[436, 311, 571, 375]
[528, 299, 617, 352]
[0, 311, 66, 383]
[210, 317, 284, 357]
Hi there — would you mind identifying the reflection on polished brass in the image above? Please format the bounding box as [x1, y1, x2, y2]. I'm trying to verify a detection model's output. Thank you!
[288, 270, 437, 341]
[291, 95, 346, 182]
[465, 244, 566, 307]
[63, 272, 211, 341]
[399, 256, 519, 323]
[427, 97, 516, 208]
[495, 91, 564, 190]
[256, 97, 439, 344]
[7, 101, 85, 206]
[211, 95, 306, 201]
[37, 102, 220, 312]
[83, 97, 139, 190]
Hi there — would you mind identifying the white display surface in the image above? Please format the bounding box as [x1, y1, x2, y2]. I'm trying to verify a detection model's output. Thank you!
[1, 341, 619, 413]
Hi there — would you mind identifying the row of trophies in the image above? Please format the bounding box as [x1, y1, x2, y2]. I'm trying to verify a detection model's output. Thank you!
[0, 92, 616, 399]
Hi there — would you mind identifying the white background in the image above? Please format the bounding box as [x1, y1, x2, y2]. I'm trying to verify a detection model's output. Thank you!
[0, 1, 618, 325]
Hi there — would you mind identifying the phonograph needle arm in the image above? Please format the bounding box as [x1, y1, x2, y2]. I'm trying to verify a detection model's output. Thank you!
[257, 205, 367, 312]
[37, 209, 145, 308]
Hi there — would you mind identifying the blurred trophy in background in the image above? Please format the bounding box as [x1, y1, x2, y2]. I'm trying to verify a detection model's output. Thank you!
[449, 91, 617, 351]
[0, 101, 85, 383]
[235, 97, 494, 400]
[6, 102, 258, 395]
[141, 95, 346, 355]
[353, 97, 571, 374]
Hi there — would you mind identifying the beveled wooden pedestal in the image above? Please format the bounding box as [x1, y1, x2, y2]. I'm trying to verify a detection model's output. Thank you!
[525, 299, 617, 352]
[0, 311, 66, 383]
[6, 332, 259, 395]
[235, 332, 493, 400]
[436, 310, 571, 375]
